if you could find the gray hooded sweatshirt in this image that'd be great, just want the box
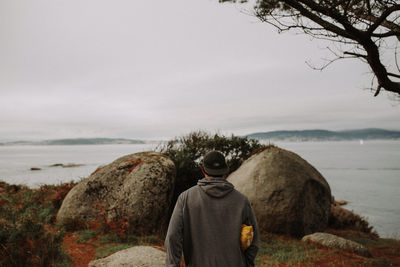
[165,177,259,267]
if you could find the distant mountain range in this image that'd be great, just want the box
[246,128,400,141]
[1,138,145,146]
[1,129,399,145]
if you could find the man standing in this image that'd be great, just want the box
[165,150,259,267]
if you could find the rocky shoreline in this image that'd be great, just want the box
[1,139,399,266]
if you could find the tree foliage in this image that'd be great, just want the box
[157,131,264,203]
[220,0,400,97]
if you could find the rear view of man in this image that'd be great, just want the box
[165,150,259,267]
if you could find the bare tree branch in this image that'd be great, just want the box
[374,84,382,96]
[344,51,368,58]
[371,31,400,38]
[387,72,400,78]
[367,4,400,34]
[222,0,400,96]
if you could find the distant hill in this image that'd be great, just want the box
[4,138,145,146]
[246,128,400,141]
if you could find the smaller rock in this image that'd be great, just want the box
[30,167,41,171]
[89,246,166,267]
[50,163,63,167]
[302,232,372,257]
[62,163,84,168]
[49,163,84,168]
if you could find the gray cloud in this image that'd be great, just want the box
[0,0,399,142]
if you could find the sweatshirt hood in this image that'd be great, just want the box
[197,177,234,198]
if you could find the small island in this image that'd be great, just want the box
[246,128,400,141]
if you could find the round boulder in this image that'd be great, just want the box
[57,152,176,233]
[228,146,332,237]
[89,246,166,267]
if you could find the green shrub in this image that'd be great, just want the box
[76,229,97,243]
[0,201,71,267]
[329,205,377,235]
[157,131,264,203]
[99,234,123,244]
[0,181,74,266]
[39,205,58,224]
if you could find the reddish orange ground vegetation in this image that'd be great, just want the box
[2,181,400,267]
[63,232,97,267]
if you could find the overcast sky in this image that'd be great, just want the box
[0,0,399,141]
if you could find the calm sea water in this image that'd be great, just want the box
[0,144,158,187]
[0,141,399,237]
[273,140,400,238]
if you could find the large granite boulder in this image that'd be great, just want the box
[57,152,175,233]
[89,246,166,267]
[228,146,332,237]
[302,232,372,257]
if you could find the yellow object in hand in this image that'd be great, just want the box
[240,224,254,251]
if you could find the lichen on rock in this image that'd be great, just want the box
[56,152,176,234]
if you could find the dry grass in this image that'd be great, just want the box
[329,204,377,235]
